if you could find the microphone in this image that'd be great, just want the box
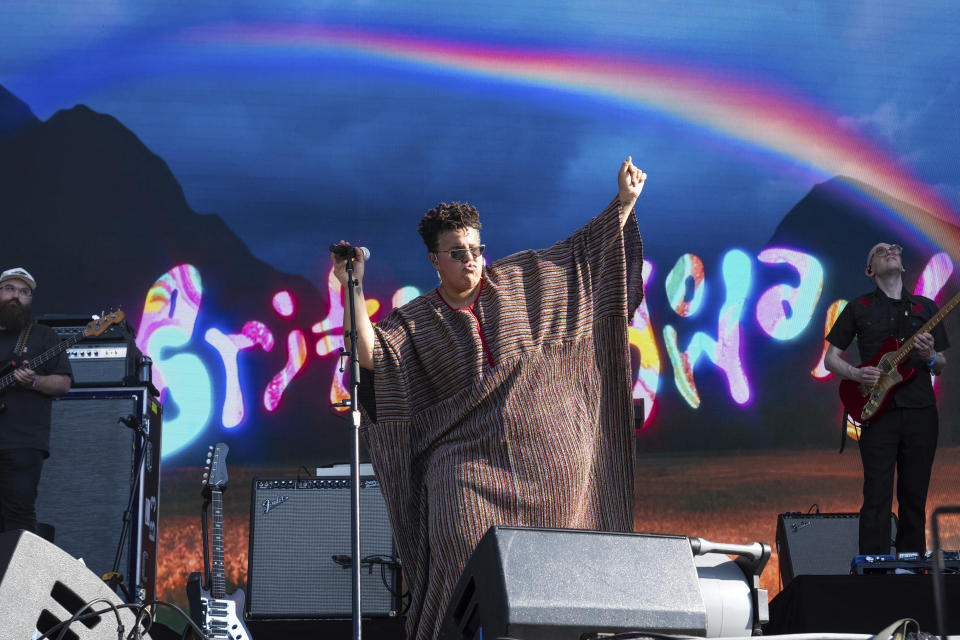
[329,243,370,261]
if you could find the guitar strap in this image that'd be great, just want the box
[838,410,865,454]
[13,324,32,360]
[894,298,912,345]
[839,411,848,453]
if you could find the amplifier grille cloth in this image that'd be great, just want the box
[248,479,397,618]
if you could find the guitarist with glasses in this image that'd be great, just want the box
[0,267,72,535]
[825,244,949,556]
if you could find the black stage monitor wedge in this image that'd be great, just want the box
[0,530,153,639]
[247,475,400,618]
[776,511,896,587]
[438,526,708,640]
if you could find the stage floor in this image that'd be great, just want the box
[151,446,960,633]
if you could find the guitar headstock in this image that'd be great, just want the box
[202,442,230,496]
[82,309,126,338]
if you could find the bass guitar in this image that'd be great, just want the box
[840,291,960,422]
[194,442,253,640]
[0,310,125,413]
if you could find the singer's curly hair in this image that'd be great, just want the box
[417,202,482,252]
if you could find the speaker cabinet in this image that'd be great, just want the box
[246,475,400,618]
[0,530,153,639]
[35,387,162,603]
[776,512,896,587]
[438,526,708,640]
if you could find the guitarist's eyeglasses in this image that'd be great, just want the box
[0,285,32,298]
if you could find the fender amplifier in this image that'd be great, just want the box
[776,512,897,587]
[246,475,400,619]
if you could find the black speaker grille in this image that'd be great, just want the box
[36,394,137,582]
[247,477,398,618]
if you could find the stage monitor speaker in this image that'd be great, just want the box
[0,530,153,639]
[36,387,162,603]
[776,512,896,587]
[246,475,400,619]
[438,526,708,640]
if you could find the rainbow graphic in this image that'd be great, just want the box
[173,22,960,256]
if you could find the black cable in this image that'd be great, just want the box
[137,600,211,640]
[111,416,149,592]
[34,599,210,640]
[35,598,123,640]
[331,553,410,615]
[377,559,411,614]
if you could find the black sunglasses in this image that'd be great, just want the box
[435,245,486,261]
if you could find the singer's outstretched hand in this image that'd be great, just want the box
[617,156,646,227]
[330,241,367,289]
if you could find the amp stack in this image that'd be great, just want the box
[35,313,162,605]
[38,313,145,387]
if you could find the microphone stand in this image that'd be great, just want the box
[343,252,364,640]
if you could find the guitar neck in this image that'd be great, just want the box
[891,290,960,367]
[210,489,226,600]
[0,329,85,391]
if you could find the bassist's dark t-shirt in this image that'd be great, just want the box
[0,323,73,455]
[827,287,949,408]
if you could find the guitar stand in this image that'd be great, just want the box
[200,496,213,591]
[107,414,149,601]
[182,497,214,635]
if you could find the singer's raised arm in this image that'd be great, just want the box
[330,244,375,370]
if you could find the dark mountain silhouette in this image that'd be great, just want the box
[0,86,353,466]
[0,85,40,144]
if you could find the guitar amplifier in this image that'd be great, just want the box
[247,475,400,619]
[38,314,143,387]
[65,341,143,387]
[776,512,897,587]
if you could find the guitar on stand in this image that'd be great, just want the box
[187,442,252,640]
[839,291,960,422]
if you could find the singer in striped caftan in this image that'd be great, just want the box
[351,161,647,640]
[331,157,646,640]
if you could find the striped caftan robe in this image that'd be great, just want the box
[363,197,644,640]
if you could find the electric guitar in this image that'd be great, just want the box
[195,442,253,640]
[0,310,125,413]
[839,291,960,422]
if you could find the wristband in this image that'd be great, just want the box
[32,375,39,389]
[928,354,937,368]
